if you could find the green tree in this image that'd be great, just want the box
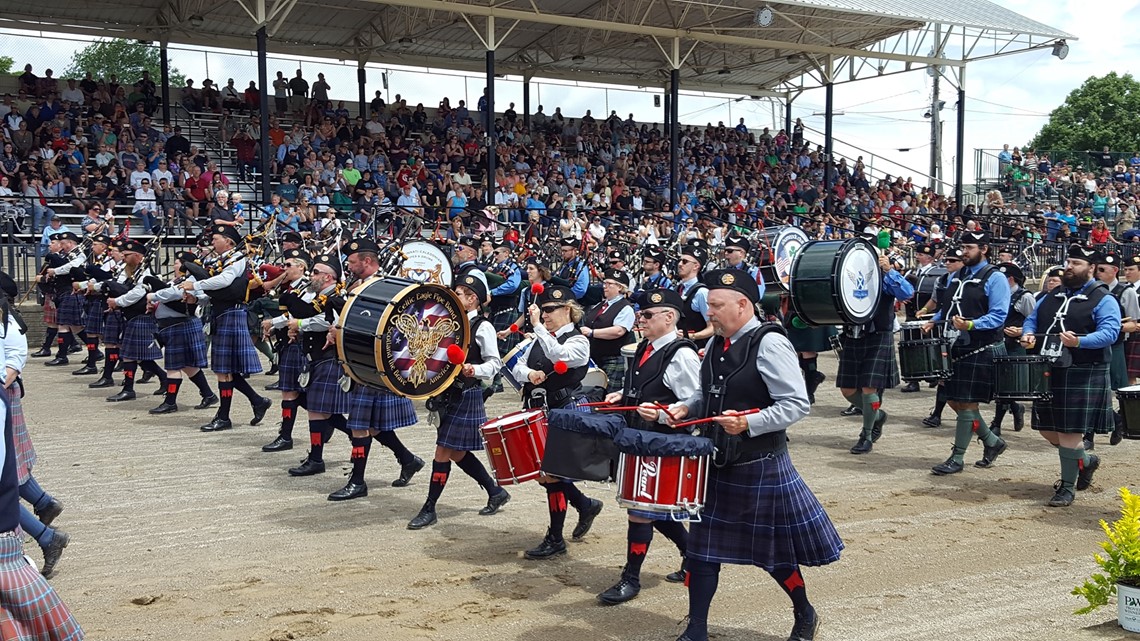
[62,39,184,87]
[1029,72,1140,153]
[0,56,13,76]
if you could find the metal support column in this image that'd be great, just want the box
[664,91,671,135]
[357,66,367,119]
[522,76,531,128]
[955,69,966,213]
[823,82,834,214]
[256,26,271,204]
[784,97,792,135]
[485,50,496,193]
[160,44,170,123]
[669,69,680,211]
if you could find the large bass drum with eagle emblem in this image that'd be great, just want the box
[788,238,882,327]
[336,276,469,399]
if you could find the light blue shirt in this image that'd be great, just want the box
[932,260,1010,330]
[489,261,522,297]
[558,258,589,299]
[1023,280,1122,350]
[728,261,766,301]
[883,268,915,302]
[677,277,709,320]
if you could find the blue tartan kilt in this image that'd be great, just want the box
[158,317,208,371]
[943,342,1006,403]
[82,297,105,336]
[835,331,898,390]
[688,451,844,570]
[0,534,85,641]
[277,342,306,392]
[347,384,418,432]
[437,386,487,451]
[304,358,350,415]
[209,306,263,376]
[1031,363,1113,434]
[55,292,84,327]
[102,310,124,345]
[120,315,162,362]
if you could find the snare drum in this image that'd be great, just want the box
[756,225,810,292]
[480,409,549,485]
[992,355,1053,401]
[616,452,708,519]
[897,321,952,381]
[789,238,882,327]
[336,276,469,399]
[1116,385,1140,440]
[397,241,452,285]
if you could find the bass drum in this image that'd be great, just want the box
[397,241,453,286]
[789,238,882,327]
[336,276,469,399]
[756,226,810,292]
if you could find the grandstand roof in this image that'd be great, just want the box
[0,0,1073,96]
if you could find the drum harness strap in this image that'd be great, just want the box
[943,267,1003,362]
[1038,290,1086,363]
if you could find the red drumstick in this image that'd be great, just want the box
[672,407,761,429]
[578,401,677,420]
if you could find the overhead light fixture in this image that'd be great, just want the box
[923,110,932,118]
[717,68,731,75]
[1052,39,1069,60]
[571,54,586,62]
[755,5,774,27]
[188,14,205,27]
[398,37,414,45]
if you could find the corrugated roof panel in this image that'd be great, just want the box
[774,0,1073,39]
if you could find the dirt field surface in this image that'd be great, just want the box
[19,351,1140,641]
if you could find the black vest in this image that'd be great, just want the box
[677,282,708,335]
[1110,282,1129,345]
[0,396,18,532]
[867,288,897,333]
[905,264,947,319]
[489,261,520,310]
[1035,281,1111,364]
[621,338,697,434]
[1004,288,1035,351]
[457,315,488,389]
[523,329,588,407]
[700,323,785,460]
[938,263,1002,346]
[582,298,633,359]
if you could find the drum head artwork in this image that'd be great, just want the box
[837,241,882,324]
[376,282,469,399]
[398,241,452,285]
[773,227,809,289]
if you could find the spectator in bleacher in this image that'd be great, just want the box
[230,129,257,180]
[0,143,18,181]
[210,189,236,227]
[154,176,185,232]
[18,65,38,97]
[312,73,330,105]
[182,163,209,222]
[132,177,159,232]
[288,70,308,115]
[38,215,67,255]
[23,175,54,233]
[221,79,243,112]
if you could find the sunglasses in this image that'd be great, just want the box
[640,309,671,319]
[946,259,962,263]
[540,306,563,314]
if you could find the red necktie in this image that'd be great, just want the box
[599,302,609,314]
[638,343,654,366]
[678,284,685,295]
[723,337,731,352]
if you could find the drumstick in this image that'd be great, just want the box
[579,401,677,420]
[672,407,761,429]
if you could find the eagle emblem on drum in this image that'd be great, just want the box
[847,269,869,300]
[393,314,462,387]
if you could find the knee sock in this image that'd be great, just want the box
[19,477,53,512]
[230,374,260,402]
[18,505,52,548]
[374,431,414,466]
[992,401,1008,425]
[307,419,329,463]
[329,413,349,435]
[256,340,275,362]
[652,520,688,556]
[349,436,372,485]
[102,347,118,378]
[622,521,654,584]
[217,380,235,421]
[1059,447,1083,492]
[545,482,568,542]
[968,409,1000,446]
[77,330,89,346]
[559,481,591,511]
[55,332,70,357]
[164,378,182,405]
[932,385,947,418]
[454,452,501,496]
[41,328,57,351]
[842,390,862,409]
[861,392,881,439]
[140,360,166,383]
[769,566,814,617]
[425,460,451,510]
[682,560,721,641]
[85,341,99,366]
[189,370,214,397]
[121,361,138,393]
[279,398,301,440]
[802,356,820,393]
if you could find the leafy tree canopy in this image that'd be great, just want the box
[1029,72,1140,152]
[0,56,13,76]
[62,39,185,88]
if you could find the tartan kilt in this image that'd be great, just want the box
[157,318,208,371]
[835,331,898,390]
[595,356,625,394]
[40,296,55,327]
[436,386,487,451]
[304,358,350,415]
[54,293,83,328]
[1110,343,1128,391]
[1031,363,1113,434]
[120,315,162,362]
[8,384,34,485]
[101,310,124,345]
[688,451,844,570]
[81,298,105,336]
[943,342,1006,403]
[276,343,306,392]
[787,325,837,354]
[209,306,263,376]
[0,534,84,641]
[347,384,417,432]
[1126,339,1140,379]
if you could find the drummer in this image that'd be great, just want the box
[900,243,944,393]
[987,262,1036,436]
[839,253,914,454]
[1092,251,1139,449]
[1021,244,1120,507]
[598,288,699,605]
[922,247,963,428]
[511,284,605,560]
[581,268,636,394]
[664,269,840,641]
[407,270,511,530]
[673,245,714,342]
[926,231,1011,475]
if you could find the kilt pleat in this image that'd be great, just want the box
[595,356,625,394]
[1031,363,1113,434]
[1126,339,1140,380]
[276,343,306,392]
[40,297,55,327]
[81,298,104,336]
[8,384,34,485]
[0,535,84,641]
[688,451,843,570]
[101,311,123,345]
[157,318,208,371]
[436,387,487,451]
[54,293,83,328]
[943,342,1006,403]
[120,315,162,362]
[304,358,350,415]
[347,385,417,432]
[1110,344,1127,391]
[835,331,898,390]
[787,325,837,354]
[209,307,263,376]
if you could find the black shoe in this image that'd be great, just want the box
[261,436,293,452]
[1077,454,1100,491]
[138,372,155,384]
[1083,437,1095,452]
[105,389,136,402]
[849,437,872,455]
[200,417,233,432]
[664,557,687,583]
[479,489,511,515]
[71,365,98,376]
[928,381,939,388]
[265,381,282,391]
[31,347,52,358]
[88,376,115,388]
[44,356,68,366]
[328,482,368,501]
[266,364,279,376]
[1111,412,1124,446]
[975,439,1007,468]
[288,458,326,476]
[931,457,964,476]
[392,455,425,487]
[35,500,63,528]
[148,402,178,415]
[1048,481,1075,507]
[407,506,438,530]
[152,386,167,396]
[524,536,567,560]
[40,531,69,578]
[1012,403,1025,432]
[900,381,920,393]
[922,414,942,428]
[871,410,887,442]
[571,498,603,540]
[597,577,640,605]
[789,608,820,641]
[840,405,862,417]
[68,344,82,354]
[250,396,272,426]
[114,361,123,372]
[93,350,103,360]
[194,394,219,410]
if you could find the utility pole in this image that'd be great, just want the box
[929,24,943,193]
